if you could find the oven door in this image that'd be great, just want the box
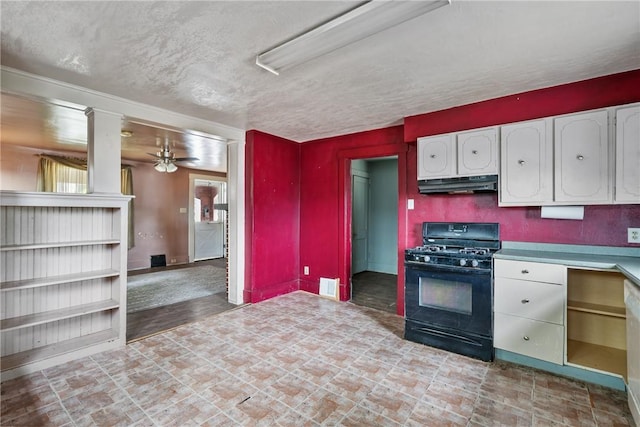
[404,262,492,337]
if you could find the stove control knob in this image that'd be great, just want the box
[423,255,430,262]
[459,259,467,267]
[471,260,479,267]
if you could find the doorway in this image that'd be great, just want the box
[189,174,228,263]
[192,178,227,261]
[350,156,398,313]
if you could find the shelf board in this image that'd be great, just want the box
[0,239,120,251]
[1,300,119,331]
[0,329,119,371]
[567,300,626,318]
[567,339,627,380]
[0,269,120,291]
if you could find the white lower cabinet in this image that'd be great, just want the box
[495,257,630,386]
[625,280,640,425]
[494,259,566,364]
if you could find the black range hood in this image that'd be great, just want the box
[418,175,498,194]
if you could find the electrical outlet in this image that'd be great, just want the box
[628,228,640,244]
[170,258,177,263]
[304,266,309,275]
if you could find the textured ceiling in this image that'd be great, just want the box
[1,0,639,148]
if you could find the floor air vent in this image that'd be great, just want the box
[319,277,339,300]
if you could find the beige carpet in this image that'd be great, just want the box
[127,265,227,313]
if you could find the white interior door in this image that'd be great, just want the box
[195,221,224,260]
[352,173,369,274]
[193,179,227,261]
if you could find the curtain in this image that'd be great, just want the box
[37,154,135,249]
[121,167,135,249]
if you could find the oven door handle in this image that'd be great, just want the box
[413,326,483,347]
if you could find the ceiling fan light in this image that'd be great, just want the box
[154,162,167,172]
[166,162,178,173]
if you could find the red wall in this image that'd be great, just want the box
[299,127,407,301]
[244,130,301,303]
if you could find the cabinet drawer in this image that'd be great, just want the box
[494,312,564,364]
[495,278,564,324]
[494,259,566,284]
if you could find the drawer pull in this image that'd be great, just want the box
[521,299,530,304]
[523,336,530,341]
[521,269,529,274]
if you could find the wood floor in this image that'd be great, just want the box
[351,270,398,314]
[126,258,237,342]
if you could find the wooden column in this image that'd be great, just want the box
[85,108,122,194]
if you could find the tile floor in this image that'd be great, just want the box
[1,291,634,426]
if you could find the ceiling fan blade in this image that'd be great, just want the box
[174,157,199,162]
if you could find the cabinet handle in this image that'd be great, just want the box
[521,269,529,274]
[521,299,530,304]
[472,150,478,155]
[430,154,436,159]
[576,154,584,160]
[518,160,525,166]
[523,336,530,341]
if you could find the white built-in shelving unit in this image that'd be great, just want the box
[0,191,131,380]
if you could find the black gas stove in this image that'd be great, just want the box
[404,222,500,361]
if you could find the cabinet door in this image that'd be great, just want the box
[615,105,640,203]
[554,110,610,203]
[457,127,498,176]
[500,119,553,205]
[417,134,455,179]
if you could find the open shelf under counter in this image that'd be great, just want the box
[0,239,120,251]
[0,329,119,372]
[0,299,120,331]
[567,300,626,318]
[0,269,120,291]
[567,339,627,380]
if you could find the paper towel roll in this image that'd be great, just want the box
[540,206,584,220]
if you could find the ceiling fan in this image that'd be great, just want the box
[148,137,199,173]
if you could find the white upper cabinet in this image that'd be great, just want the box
[499,119,553,206]
[457,128,499,176]
[615,105,640,203]
[554,110,611,204]
[417,127,497,180]
[417,134,455,179]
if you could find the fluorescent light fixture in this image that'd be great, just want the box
[256,0,450,75]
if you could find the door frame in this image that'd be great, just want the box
[188,173,228,263]
[337,143,408,316]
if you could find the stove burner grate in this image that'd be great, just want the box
[458,248,490,256]
[424,245,447,252]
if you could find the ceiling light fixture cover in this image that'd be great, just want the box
[256,0,450,75]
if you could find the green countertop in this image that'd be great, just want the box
[495,242,640,287]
